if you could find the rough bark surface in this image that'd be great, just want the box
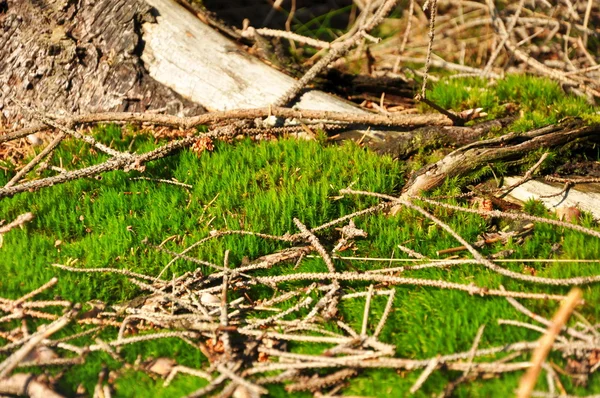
[402,120,600,197]
[0,0,203,128]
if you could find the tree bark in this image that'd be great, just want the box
[401,120,600,197]
[0,0,204,129]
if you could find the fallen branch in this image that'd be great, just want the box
[517,288,582,398]
[402,120,599,197]
[0,373,64,398]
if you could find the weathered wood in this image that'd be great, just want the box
[0,0,203,128]
[143,0,369,113]
[0,0,440,145]
[505,177,600,220]
[401,120,600,197]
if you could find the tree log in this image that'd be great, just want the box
[401,120,600,197]
[0,0,204,127]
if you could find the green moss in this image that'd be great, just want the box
[425,74,598,132]
[2,78,600,396]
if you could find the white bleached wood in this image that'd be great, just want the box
[504,177,600,220]
[142,0,369,114]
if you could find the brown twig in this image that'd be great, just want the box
[517,288,582,398]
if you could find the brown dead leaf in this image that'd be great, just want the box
[147,357,177,377]
[556,206,581,223]
[191,136,214,157]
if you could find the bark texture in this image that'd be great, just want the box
[402,120,600,197]
[0,0,203,128]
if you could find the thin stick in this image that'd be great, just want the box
[517,288,583,398]
[410,356,440,393]
[216,364,269,395]
[129,177,192,188]
[294,218,336,273]
[481,0,526,76]
[52,263,156,281]
[504,295,592,343]
[0,308,76,378]
[11,278,58,307]
[373,289,395,338]
[499,153,549,196]
[273,0,401,106]
[220,250,232,358]
[420,0,438,98]
[0,213,34,234]
[5,132,66,188]
[361,285,374,336]
[342,189,600,285]
[254,272,568,301]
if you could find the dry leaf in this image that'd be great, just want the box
[556,206,581,223]
[147,357,177,377]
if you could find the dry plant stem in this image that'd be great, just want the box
[397,244,426,259]
[245,27,330,49]
[164,366,212,387]
[517,288,583,398]
[247,338,600,375]
[285,369,358,393]
[272,0,400,106]
[242,297,313,330]
[499,152,549,196]
[220,250,232,358]
[11,277,57,308]
[2,107,452,143]
[293,218,336,273]
[0,299,69,309]
[129,177,192,188]
[504,296,593,343]
[421,0,438,98]
[216,364,268,395]
[342,189,600,285]
[0,135,199,198]
[486,0,600,98]
[395,56,499,77]
[185,373,228,398]
[0,308,76,378]
[581,0,593,47]
[373,289,395,338]
[5,132,66,188]
[545,176,600,184]
[251,347,535,374]
[0,212,34,234]
[0,373,65,398]
[254,272,567,300]
[51,263,157,281]
[20,105,130,159]
[398,0,414,57]
[440,324,487,396]
[498,320,569,344]
[415,196,600,240]
[310,203,390,234]
[482,0,525,76]
[16,357,84,368]
[361,284,374,336]
[254,370,299,386]
[88,332,199,351]
[410,355,440,393]
[126,278,211,318]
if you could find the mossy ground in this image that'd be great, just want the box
[1,76,600,397]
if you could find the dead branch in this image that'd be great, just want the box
[517,288,582,398]
[402,120,600,197]
[0,373,64,398]
[1,107,452,144]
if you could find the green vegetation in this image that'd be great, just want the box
[425,75,598,131]
[1,76,600,397]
